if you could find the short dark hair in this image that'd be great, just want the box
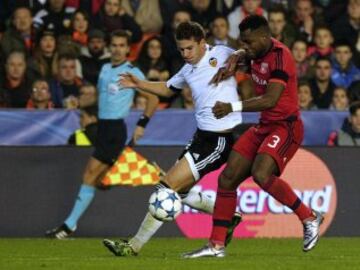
[239,15,270,34]
[110,29,131,45]
[290,39,308,50]
[334,40,353,51]
[175,21,205,42]
[315,56,331,65]
[350,101,360,115]
[268,4,287,18]
[58,53,77,62]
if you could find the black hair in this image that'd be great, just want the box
[349,101,360,115]
[239,15,270,34]
[58,53,77,62]
[110,29,131,45]
[290,38,308,50]
[268,4,287,18]
[136,36,168,74]
[175,21,205,42]
[315,56,332,65]
[334,39,353,51]
[211,15,230,27]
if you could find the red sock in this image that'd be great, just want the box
[261,176,313,221]
[210,188,237,246]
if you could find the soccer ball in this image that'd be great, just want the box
[148,188,182,221]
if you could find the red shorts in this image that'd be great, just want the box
[233,118,304,175]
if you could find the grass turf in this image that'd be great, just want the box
[0,238,359,270]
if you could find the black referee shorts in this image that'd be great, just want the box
[178,129,234,181]
[92,119,127,165]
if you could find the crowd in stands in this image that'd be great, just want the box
[1,0,360,144]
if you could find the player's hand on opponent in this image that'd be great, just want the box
[212,101,233,119]
[132,126,145,144]
[210,51,245,85]
[119,72,140,89]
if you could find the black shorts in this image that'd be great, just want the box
[178,129,234,181]
[92,119,127,165]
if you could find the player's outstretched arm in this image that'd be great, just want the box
[119,73,174,97]
[131,91,159,144]
[212,82,284,119]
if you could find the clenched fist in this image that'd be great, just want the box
[212,101,233,119]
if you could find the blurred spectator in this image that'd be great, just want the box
[80,29,110,85]
[0,7,34,60]
[93,0,142,43]
[31,27,59,79]
[65,0,105,16]
[137,36,170,82]
[78,83,98,108]
[49,53,83,108]
[228,0,267,39]
[181,86,194,109]
[214,0,241,16]
[309,57,335,109]
[122,0,163,34]
[348,80,360,102]
[186,0,218,34]
[298,80,317,110]
[0,51,35,108]
[159,0,189,27]
[331,0,360,62]
[33,0,75,37]
[136,36,171,108]
[291,39,313,80]
[267,5,297,48]
[329,86,349,111]
[262,0,296,10]
[307,26,334,60]
[207,15,238,49]
[26,79,54,109]
[331,41,360,89]
[71,10,91,47]
[162,9,191,74]
[134,92,147,110]
[328,102,360,146]
[292,0,322,43]
[68,105,98,145]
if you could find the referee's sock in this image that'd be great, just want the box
[64,184,96,230]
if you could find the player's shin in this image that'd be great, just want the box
[210,188,237,247]
[129,212,163,253]
[260,175,313,221]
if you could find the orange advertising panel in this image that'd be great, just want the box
[176,148,337,238]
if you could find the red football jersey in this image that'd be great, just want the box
[250,38,299,122]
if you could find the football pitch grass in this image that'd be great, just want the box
[0,238,359,270]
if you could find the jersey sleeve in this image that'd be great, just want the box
[132,67,146,80]
[166,67,186,92]
[269,48,291,87]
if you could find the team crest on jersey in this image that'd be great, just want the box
[209,57,217,67]
[260,62,269,74]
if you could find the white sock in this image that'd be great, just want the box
[182,190,215,214]
[129,212,163,253]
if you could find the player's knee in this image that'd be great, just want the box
[251,169,269,187]
[219,168,237,190]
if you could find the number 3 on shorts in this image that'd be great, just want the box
[267,135,280,148]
